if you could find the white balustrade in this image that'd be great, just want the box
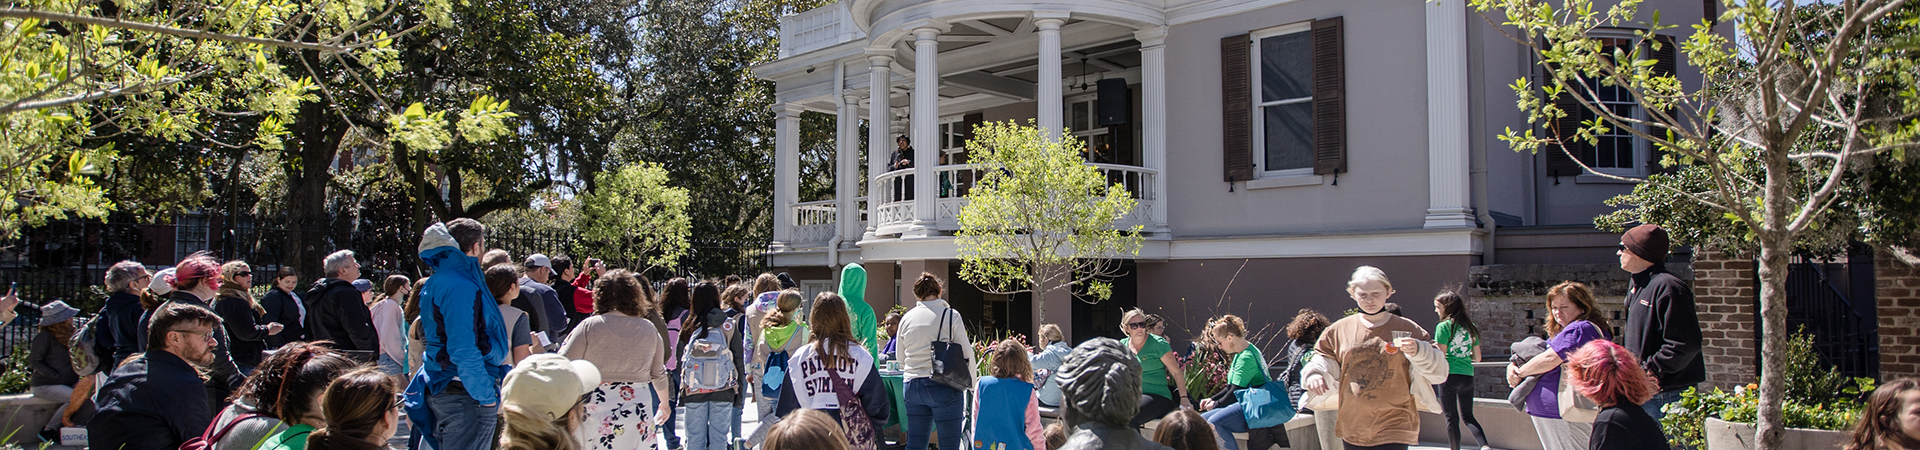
[868,164,1160,235]
[779,4,863,58]
[781,198,868,249]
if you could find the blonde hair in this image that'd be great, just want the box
[1209,315,1246,338]
[764,409,850,450]
[499,403,579,450]
[1121,309,1149,328]
[1038,324,1065,346]
[1346,265,1393,293]
[218,261,265,315]
[765,289,804,328]
[752,273,781,295]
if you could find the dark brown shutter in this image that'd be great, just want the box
[1312,17,1347,175]
[1544,37,1589,178]
[1221,34,1253,182]
[1648,35,1680,174]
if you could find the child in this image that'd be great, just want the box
[1152,409,1223,450]
[750,289,809,447]
[676,282,744,450]
[764,409,851,450]
[970,338,1046,450]
[1433,290,1489,450]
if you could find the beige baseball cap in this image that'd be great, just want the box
[502,354,601,421]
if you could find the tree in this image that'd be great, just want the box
[955,121,1145,337]
[575,162,692,274]
[1464,1,1920,448]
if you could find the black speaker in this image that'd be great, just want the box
[1096,79,1130,126]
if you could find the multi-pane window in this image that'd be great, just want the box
[175,213,208,262]
[1582,37,1643,174]
[1066,97,1116,163]
[1252,24,1315,176]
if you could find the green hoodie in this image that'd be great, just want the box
[841,263,879,359]
[762,321,802,349]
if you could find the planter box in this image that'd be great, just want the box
[1705,417,1849,450]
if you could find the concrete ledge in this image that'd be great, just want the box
[0,393,61,447]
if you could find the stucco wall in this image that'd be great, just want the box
[1134,254,1473,346]
[1162,0,1433,237]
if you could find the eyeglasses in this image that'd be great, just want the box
[170,329,216,343]
[392,393,406,411]
[1617,244,1628,251]
[236,273,252,277]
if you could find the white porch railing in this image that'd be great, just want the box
[783,198,867,248]
[778,4,863,58]
[870,164,1160,234]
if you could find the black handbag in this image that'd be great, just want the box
[929,308,973,391]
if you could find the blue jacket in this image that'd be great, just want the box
[406,222,511,409]
[89,350,212,450]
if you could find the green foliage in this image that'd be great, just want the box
[576,163,692,273]
[955,121,1145,311]
[1659,328,1874,448]
[0,345,30,395]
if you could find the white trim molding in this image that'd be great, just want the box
[1423,0,1476,229]
[854,227,1485,262]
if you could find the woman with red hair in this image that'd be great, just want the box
[1563,340,1668,450]
[139,251,247,411]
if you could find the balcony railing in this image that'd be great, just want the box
[869,164,1159,234]
[783,198,867,248]
[778,4,863,58]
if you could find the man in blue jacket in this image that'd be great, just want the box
[406,218,512,450]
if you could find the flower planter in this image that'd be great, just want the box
[1705,417,1850,450]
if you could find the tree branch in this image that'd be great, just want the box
[0,8,351,53]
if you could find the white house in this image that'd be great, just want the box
[754,0,1712,343]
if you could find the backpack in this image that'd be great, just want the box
[760,350,789,399]
[681,311,737,395]
[178,412,261,450]
[71,315,109,376]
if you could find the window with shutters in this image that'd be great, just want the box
[1250,22,1316,178]
[1066,96,1117,163]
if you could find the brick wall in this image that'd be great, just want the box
[1879,249,1920,379]
[1691,249,1758,390]
[1468,264,1647,397]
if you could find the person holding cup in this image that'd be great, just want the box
[1300,266,1450,450]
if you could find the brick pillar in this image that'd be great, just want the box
[1879,249,1920,379]
[1692,249,1758,390]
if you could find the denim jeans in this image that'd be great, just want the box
[660,370,681,448]
[377,354,405,376]
[426,382,500,450]
[684,401,735,450]
[1203,403,1249,450]
[1643,388,1685,421]
[905,378,964,450]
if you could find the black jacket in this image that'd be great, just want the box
[1590,405,1671,450]
[211,294,269,368]
[1623,264,1706,391]
[260,287,307,348]
[29,330,79,387]
[89,350,213,450]
[305,278,379,358]
[138,291,246,395]
[99,291,145,365]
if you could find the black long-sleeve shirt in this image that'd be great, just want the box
[212,294,270,368]
[1623,264,1705,391]
[89,350,213,450]
[260,287,306,348]
[1589,405,1671,450]
[99,292,145,365]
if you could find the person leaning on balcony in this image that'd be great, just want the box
[1300,266,1448,450]
[891,135,915,201]
[1122,308,1189,429]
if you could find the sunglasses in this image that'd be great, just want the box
[1125,321,1148,329]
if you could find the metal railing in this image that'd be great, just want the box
[1784,255,1878,379]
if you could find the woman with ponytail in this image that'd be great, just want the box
[748,288,808,447]
[213,261,283,376]
[210,342,359,450]
[1431,290,1488,450]
[302,368,402,450]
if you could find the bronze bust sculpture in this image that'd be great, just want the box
[1056,338,1174,450]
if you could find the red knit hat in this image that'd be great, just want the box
[1622,224,1670,264]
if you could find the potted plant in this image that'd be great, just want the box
[1662,328,1869,450]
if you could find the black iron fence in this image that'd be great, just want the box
[1784,253,1879,379]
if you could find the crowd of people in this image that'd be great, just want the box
[9,219,1920,450]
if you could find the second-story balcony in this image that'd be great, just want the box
[864,163,1158,236]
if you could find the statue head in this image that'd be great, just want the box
[1055,337,1142,428]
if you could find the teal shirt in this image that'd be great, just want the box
[1435,319,1477,376]
[1124,334,1174,398]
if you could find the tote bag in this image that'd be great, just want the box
[1556,366,1601,423]
[1235,382,1296,429]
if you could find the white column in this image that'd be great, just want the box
[837,89,861,244]
[1035,12,1069,140]
[907,23,947,237]
[864,50,894,240]
[1424,0,1475,229]
[1135,26,1170,234]
[773,103,803,246]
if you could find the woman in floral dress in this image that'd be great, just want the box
[560,269,672,450]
